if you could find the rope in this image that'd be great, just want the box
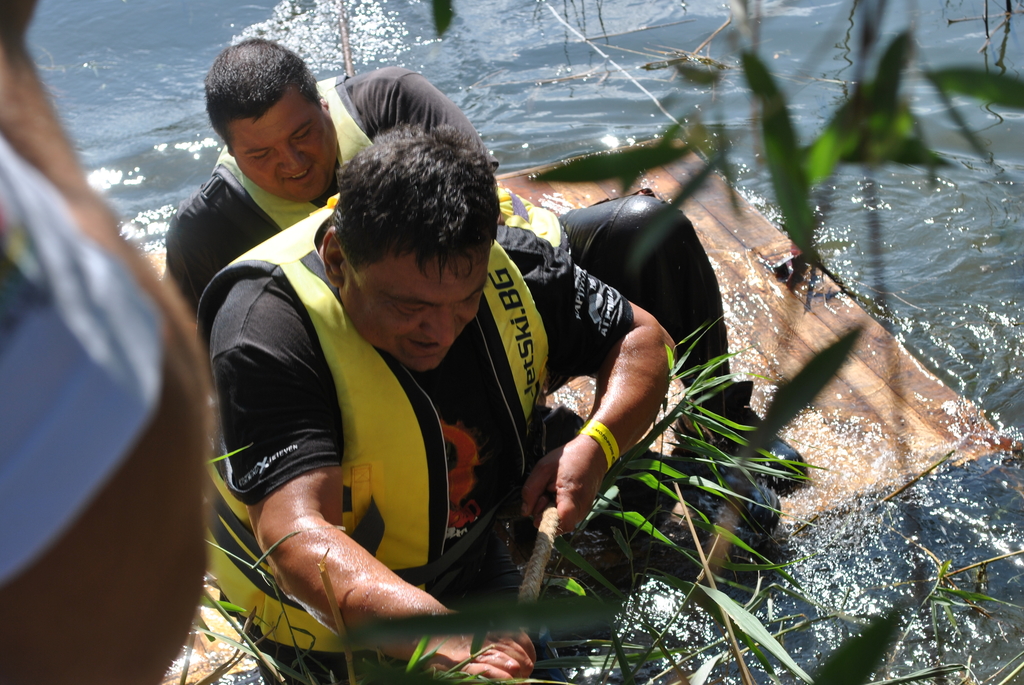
[518,507,560,603]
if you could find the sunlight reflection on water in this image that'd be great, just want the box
[237,0,414,71]
[25,0,1024,681]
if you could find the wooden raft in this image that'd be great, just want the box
[498,152,1013,520]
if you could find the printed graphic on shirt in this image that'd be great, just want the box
[235,443,298,488]
[573,264,620,337]
[488,265,540,400]
[443,420,487,539]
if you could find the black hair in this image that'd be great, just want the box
[332,125,499,275]
[205,38,320,146]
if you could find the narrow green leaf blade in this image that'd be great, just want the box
[406,635,431,672]
[874,664,967,684]
[538,138,690,191]
[744,328,860,458]
[690,654,723,685]
[209,443,251,464]
[553,536,625,598]
[873,32,913,121]
[611,632,637,685]
[696,585,813,683]
[605,510,674,546]
[813,612,900,685]
[742,51,814,254]
[626,150,721,274]
[805,113,848,184]
[431,0,453,35]
[546,577,588,596]
[624,471,679,499]
[348,596,616,644]
[928,69,1024,109]
[937,587,1000,604]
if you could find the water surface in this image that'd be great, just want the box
[27,0,1024,680]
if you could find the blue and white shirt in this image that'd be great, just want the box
[0,133,163,586]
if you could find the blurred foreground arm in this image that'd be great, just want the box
[0,3,213,684]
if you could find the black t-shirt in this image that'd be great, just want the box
[208,225,634,541]
[166,67,495,312]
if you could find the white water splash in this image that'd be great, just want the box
[237,0,414,72]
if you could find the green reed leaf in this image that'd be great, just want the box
[813,612,900,685]
[696,585,813,683]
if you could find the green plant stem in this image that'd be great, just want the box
[318,550,357,685]
[947,549,1024,578]
[674,482,754,685]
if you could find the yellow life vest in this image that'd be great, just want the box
[214,77,374,230]
[204,206,549,653]
[497,186,564,248]
[211,74,562,248]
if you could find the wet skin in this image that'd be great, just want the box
[320,227,490,372]
[226,84,338,204]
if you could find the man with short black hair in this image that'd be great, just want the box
[167,39,490,310]
[199,125,673,682]
[167,38,778,434]
[173,40,805,570]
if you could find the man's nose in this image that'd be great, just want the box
[421,309,459,348]
[280,144,307,172]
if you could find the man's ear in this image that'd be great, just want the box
[320,226,347,289]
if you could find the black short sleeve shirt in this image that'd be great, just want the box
[208,225,633,507]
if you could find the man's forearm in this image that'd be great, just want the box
[521,304,672,532]
[255,511,534,678]
[588,304,673,455]
[264,516,449,648]
[247,469,534,677]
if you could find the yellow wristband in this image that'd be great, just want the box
[580,420,619,470]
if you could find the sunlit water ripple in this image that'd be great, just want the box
[26,0,1024,679]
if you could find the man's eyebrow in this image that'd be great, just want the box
[240,120,313,156]
[386,283,486,306]
[387,293,432,306]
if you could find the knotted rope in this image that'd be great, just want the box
[518,507,560,603]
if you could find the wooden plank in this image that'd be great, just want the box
[501,152,1013,518]
[142,151,1009,517]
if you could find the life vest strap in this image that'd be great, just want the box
[392,493,507,589]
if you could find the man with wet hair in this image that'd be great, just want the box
[0,1,213,683]
[167,38,490,310]
[171,38,804,536]
[167,39,722,380]
[198,125,673,682]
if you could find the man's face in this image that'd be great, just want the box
[226,85,338,203]
[323,232,490,372]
